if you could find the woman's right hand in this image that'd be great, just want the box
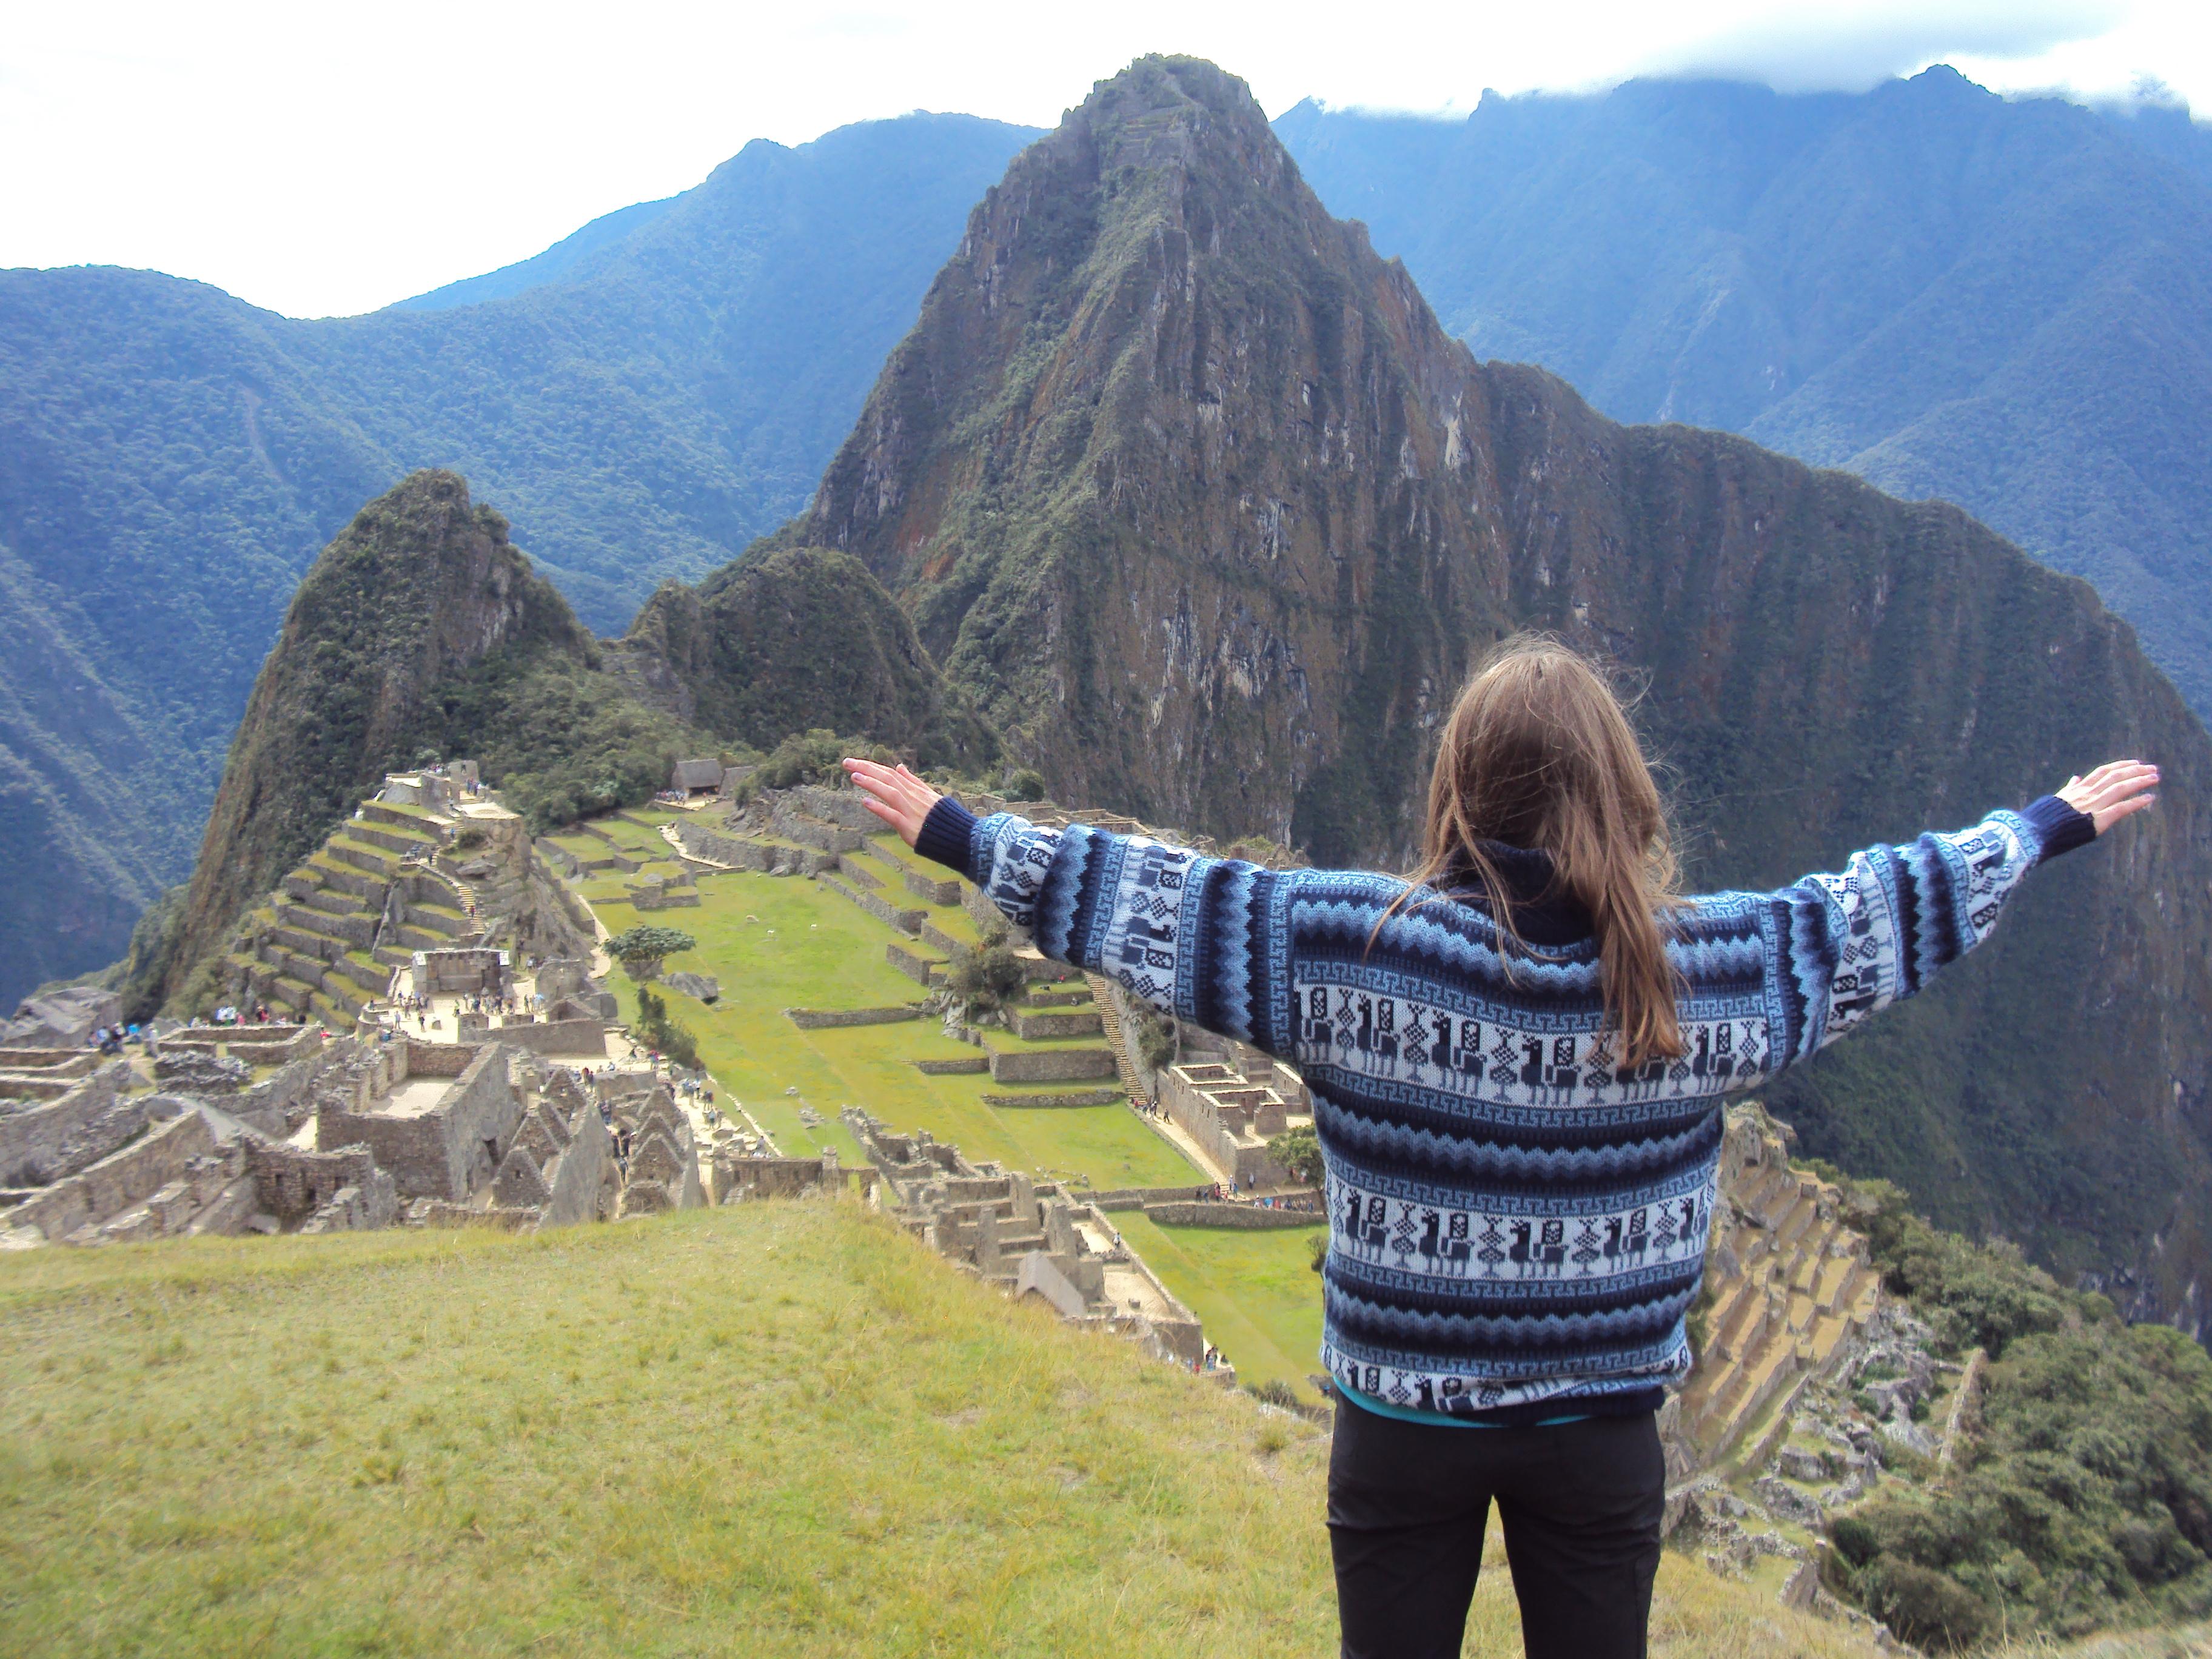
[842,757,942,848]
[2057,760,2160,834]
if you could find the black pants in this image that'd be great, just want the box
[1328,1399,1664,1659]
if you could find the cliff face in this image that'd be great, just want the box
[164,471,591,994]
[617,546,997,768]
[798,58,2212,1321]
[800,56,1509,852]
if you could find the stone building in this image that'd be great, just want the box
[842,1108,1212,1369]
[602,1082,706,1217]
[1,1019,672,1248]
[1154,1042,1309,1188]
[412,947,506,998]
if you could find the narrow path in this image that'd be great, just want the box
[556,859,781,1158]
[1136,1107,1233,1188]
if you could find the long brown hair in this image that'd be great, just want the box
[1381,635,1687,1067]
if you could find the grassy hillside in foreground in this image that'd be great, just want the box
[0,1202,1898,1659]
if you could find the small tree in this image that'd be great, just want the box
[605,925,696,982]
[1128,1002,1178,1071]
[632,985,700,1070]
[1267,1124,1323,1187]
[947,926,1024,1012]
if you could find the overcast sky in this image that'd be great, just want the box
[3,0,2202,319]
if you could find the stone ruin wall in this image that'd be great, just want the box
[0,1061,144,1188]
[839,1107,1212,1370]
[1155,1050,1304,1188]
[315,1041,525,1202]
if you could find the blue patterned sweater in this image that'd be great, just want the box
[915,793,2096,1424]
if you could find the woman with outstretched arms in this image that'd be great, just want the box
[844,637,2157,1659]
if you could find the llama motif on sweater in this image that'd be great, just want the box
[916,794,2094,1420]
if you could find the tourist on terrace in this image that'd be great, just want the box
[845,635,2160,1659]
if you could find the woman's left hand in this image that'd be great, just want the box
[842,758,942,848]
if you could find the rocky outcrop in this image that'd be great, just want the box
[4,987,122,1047]
[161,472,594,1003]
[620,546,996,769]
[793,55,2212,1325]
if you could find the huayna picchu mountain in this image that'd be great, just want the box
[785,56,2212,1327]
[146,471,990,1012]
[152,471,628,1002]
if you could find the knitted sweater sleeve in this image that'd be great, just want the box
[1757,794,2096,1068]
[913,799,1295,1050]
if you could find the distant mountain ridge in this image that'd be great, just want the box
[390,195,682,312]
[1274,69,2212,719]
[0,111,1038,1004]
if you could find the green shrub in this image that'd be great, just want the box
[1825,1169,2212,1643]
[1856,1556,1993,1652]
[736,730,896,801]
[1128,1003,1177,1070]
[948,936,1024,1010]
[1004,769,1046,802]
[1831,1514,1880,1568]
[631,986,700,1071]
[1266,1125,1322,1187]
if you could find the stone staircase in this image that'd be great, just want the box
[225,803,463,1028]
[1675,1107,1885,1471]
[1084,972,1155,1107]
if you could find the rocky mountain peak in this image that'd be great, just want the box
[158,470,592,1001]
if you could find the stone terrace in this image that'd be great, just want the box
[1669,1105,1885,1475]
[227,799,478,1027]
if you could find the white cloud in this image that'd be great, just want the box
[1636,0,2125,93]
[0,0,2201,318]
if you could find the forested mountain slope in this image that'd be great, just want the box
[791,55,2212,1327]
[0,112,1037,1003]
[1274,69,2212,722]
[151,471,980,1008]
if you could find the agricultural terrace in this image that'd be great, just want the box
[567,806,1329,1397]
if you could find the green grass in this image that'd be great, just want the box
[0,1204,1338,1657]
[591,871,1194,1190]
[1115,1214,1329,1404]
[589,816,673,855]
[0,1202,1890,1659]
